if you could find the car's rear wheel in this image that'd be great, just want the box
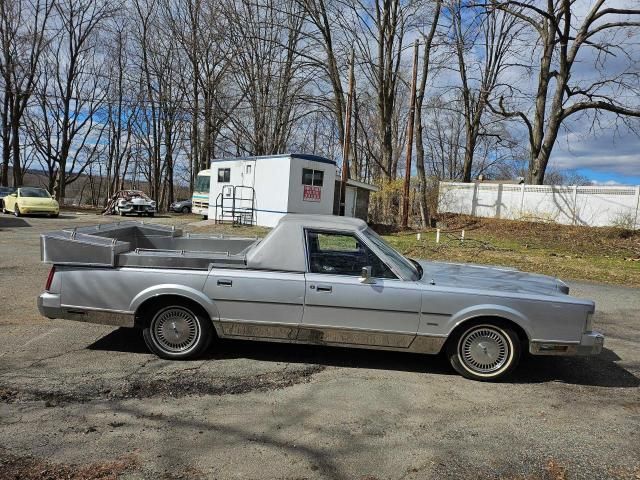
[147,212,154,217]
[446,322,520,381]
[13,204,21,217]
[142,302,213,360]
[49,213,59,218]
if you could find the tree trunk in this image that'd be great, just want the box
[11,113,23,186]
[414,0,441,226]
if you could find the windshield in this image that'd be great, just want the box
[364,227,420,280]
[194,174,210,193]
[20,187,51,198]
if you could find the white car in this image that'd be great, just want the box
[104,190,156,217]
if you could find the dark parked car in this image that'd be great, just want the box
[0,186,16,210]
[170,199,192,214]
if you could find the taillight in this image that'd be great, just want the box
[45,266,56,291]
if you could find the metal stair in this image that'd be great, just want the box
[214,185,256,226]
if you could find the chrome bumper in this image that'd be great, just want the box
[530,331,604,356]
[38,293,135,328]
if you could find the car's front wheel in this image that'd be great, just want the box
[142,302,213,360]
[181,206,190,214]
[446,322,521,381]
[13,204,21,217]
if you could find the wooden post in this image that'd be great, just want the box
[401,41,419,229]
[340,49,355,216]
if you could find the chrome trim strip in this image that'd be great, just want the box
[218,320,298,340]
[408,334,447,354]
[42,302,135,327]
[60,304,134,315]
[297,325,413,348]
[215,299,303,307]
[214,320,446,354]
[302,303,417,314]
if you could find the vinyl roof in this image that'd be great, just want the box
[278,213,367,230]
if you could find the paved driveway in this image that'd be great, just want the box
[0,213,638,479]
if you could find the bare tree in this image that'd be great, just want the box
[41,0,113,201]
[345,0,415,179]
[224,0,309,155]
[104,16,138,199]
[449,0,522,182]
[493,0,640,184]
[414,0,441,225]
[165,0,233,180]
[132,0,189,208]
[299,0,349,148]
[0,0,53,186]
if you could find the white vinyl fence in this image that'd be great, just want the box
[438,182,640,229]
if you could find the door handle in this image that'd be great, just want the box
[316,285,332,293]
[217,279,233,287]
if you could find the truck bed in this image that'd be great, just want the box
[41,222,260,269]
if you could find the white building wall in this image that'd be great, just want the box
[253,156,292,227]
[438,182,640,229]
[287,158,336,217]
[208,155,338,227]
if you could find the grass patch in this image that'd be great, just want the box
[386,215,640,287]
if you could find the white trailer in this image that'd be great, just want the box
[208,154,338,227]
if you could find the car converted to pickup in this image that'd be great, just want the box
[38,215,603,381]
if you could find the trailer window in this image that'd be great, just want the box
[302,168,323,187]
[218,168,230,183]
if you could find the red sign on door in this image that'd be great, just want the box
[303,185,321,202]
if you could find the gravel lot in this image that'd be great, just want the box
[0,213,639,479]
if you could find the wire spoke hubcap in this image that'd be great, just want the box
[459,327,509,374]
[152,307,200,354]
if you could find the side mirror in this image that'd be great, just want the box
[359,266,374,284]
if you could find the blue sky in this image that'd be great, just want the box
[549,117,640,185]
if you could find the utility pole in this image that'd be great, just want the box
[340,49,355,216]
[402,40,419,229]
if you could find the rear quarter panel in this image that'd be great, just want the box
[58,267,212,315]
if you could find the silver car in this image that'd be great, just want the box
[37,215,603,381]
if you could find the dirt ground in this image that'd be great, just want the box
[0,212,639,479]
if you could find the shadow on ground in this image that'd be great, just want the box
[0,216,30,228]
[89,328,639,388]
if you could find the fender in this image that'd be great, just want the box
[444,303,532,340]
[129,284,220,321]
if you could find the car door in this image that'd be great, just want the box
[4,190,17,211]
[301,229,421,348]
[203,268,305,340]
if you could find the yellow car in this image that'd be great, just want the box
[3,187,59,218]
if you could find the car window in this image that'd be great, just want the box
[306,229,396,279]
[20,187,51,198]
[364,228,420,280]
